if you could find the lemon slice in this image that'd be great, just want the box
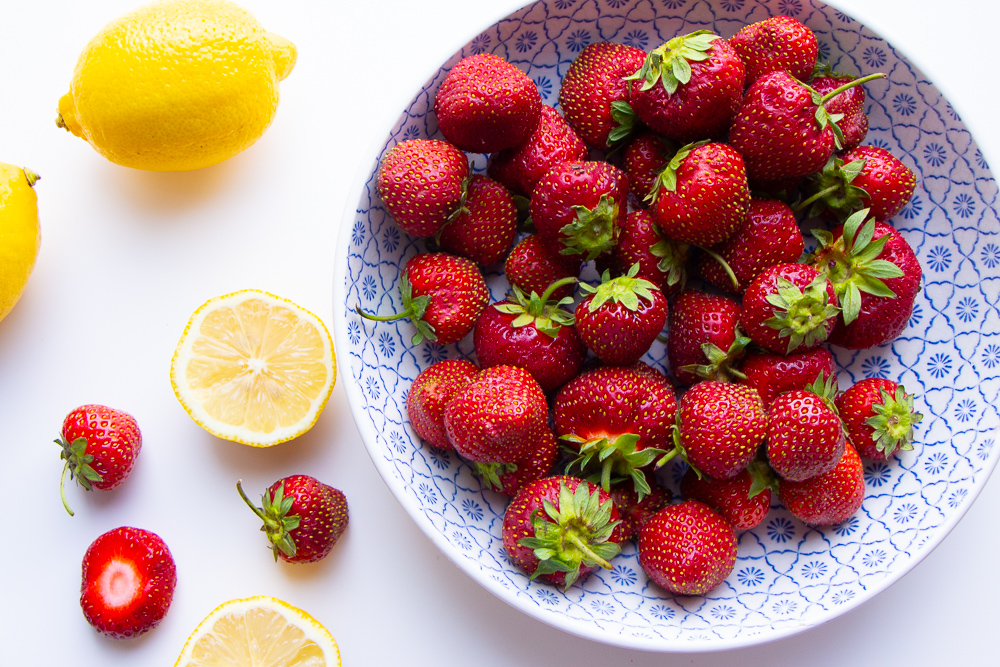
[174,596,341,667]
[171,290,336,447]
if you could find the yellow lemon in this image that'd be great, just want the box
[56,0,296,171]
[174,596,341,667]
[170,290,336,447]
[0,163,40,323]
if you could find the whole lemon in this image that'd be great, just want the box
[0,164,40,323]
[56,0,296,171]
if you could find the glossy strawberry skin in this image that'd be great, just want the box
[839,145,917,221]
[60,404,142,491]
[443,365,548,463]
[811,75,868,151]
[406,359,480,449]
[266,475,349,564]
[629,37,745,143]
[730,70,837,184]
[652,142,751,248]
[667,290,741,386]
[767,390,846,482]
[730,16,819,86]
[699,198,804,293]
[623,132,674,202]
[402,252,490,346]
[437,175,517,265]
[377,139,469,238]
[779,441,865,525]
[487,105,588,197]
[575,279,668,366]
[740,348,836,407]
[678,381,768,480]
[559,41,647,148]
[680,468,771,532]
[473,299,586,393]
[740,263,838,354]
[835,378,911,460]
[80,526,177,638]
[596,209,687,296]
[434,53,541,154]
[504,234,582,302]
[638,500,737,596]
[477,423,559,496]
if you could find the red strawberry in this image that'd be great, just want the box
[670,381,767,480]
[531,160,629,260]
[559,41,647,148]
[622,132,675,202]
[443,365,548,463]
[377,139,469,238]
[473,422,559,496]
[80,526,176,638]
[487,105,589,197]
[237,475,349,564]
[730,70,883,185]
[729,15,819,86]
[810,72,869,151]
[680,464,772,531]
[649,141,750,248]
[437,175,517,265]
[434,53,541,154]
[554,363,677,496]
[740,347,836,407]
[609,473,673,541]
[56,404,142,516]
[698,198,805,293]
[666,290,744,386]
[575,265,668,366]
[627,32,745,142]
[596,209,688,296]
[504,233,582,302]
[406,358,480,449]
[502,476,625,589]
[356,252,489,346]
[800,147,916,222]
[810,211,922,349]
[835,378,923,460]
[638,500,737,596]
[740,262,839,354]
[473,278,586,392]
[766,377,846,482]
[779,441,865,525]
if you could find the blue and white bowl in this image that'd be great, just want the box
[333,0,1000,651]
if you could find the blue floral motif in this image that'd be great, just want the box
[892,93,918,116]
[927,352,952,379]
[351,220,365,246]
[834,516,861,536]
[900,194,923,220]
[622,29,649,50]
[923,143,947,167]
[418,482,437,504]
[817,41,830,62]
[863,46,887,68]
[767,517,795,543]
[981,243,1000,269]
[610,565,638,586]
[452,530,472,551]
[772,599,798,615]
[662,0,685,8]
[894,503,919,523]
[402,125,421,141]
[977,439,995,460]
[926,245,952,272]
[737,566,765,586]
[949,488,969,508]
[832,589,856,605]
[720,0,745,10]
[461,498,483,521]
[362,275,378,302]
[777,0,802,15]
[566,29,591,52]
[534,76,553,100]
[422,345,448,365]
[865,461,892,487]
[470,34,491,54]
[389,431,407,454]
[977,149,990,170]
[924,451,948,475]
[870,137,891,150]
[607,0,629,7]
[537,589,560,605]
[908,302,924,328]
[591,599,615,616]
[428,448,451,470]
[955,398,976,423]
[553,0,575,8]
[348,321,361,345]
[954,192,976,218]
[862,356,891,379]
[650,604,675,620]
[802,561,828,579]
[956,297,979,323]
[515,31,538,53]
[365,375,380,400]
[383,226,401,253]
[863,549,887,568]
[982,343,1000,368]
[711,605,737,621]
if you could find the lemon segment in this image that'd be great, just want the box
[0,163,40,323]
[171,290,335,447]
[174,596,341,667]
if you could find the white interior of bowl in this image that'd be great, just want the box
[333,0,1000,652]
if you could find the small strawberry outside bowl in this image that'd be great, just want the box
[333,0,1000,652]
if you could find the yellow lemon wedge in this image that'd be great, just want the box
[174,596,341,667]
[0,163,40,323]
[57,0,296,171]
[170,290,335,447]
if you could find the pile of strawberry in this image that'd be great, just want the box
[362,15,925,596]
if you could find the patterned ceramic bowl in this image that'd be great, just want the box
[333,0,999,651]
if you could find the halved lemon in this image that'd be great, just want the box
[174,596,341,667]
[170,290,336,447]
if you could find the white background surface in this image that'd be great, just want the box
[0,0,996,664]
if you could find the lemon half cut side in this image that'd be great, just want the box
[171,290,336,447]
[174,596,341,667]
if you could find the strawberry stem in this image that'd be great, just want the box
[59,461,74,517]
[536,276,578,305]
[354,304,411,322]
[819,73,885,106]
[793,183,841,214]
[701,246,739,291]
[564,530,613,570]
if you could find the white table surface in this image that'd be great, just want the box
[0,0,996,664]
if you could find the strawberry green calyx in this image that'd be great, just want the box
[473,461,519,493]
[562,433,667,500]
[581,263,658,313]
[655,423,698,477]
[237,480,301,562]
[810,208,905,325]
[559,193,621,260]
[678,335,751,383]
[866,385,923,457]
[804,371,840,413]
[56,436,104,516]
[494,277,578,338]
[441,175,473,228]
[355,273,435,345]
[517,481,622,589]
[650,234,690,289]
[746,454,780,499]
[764,274,840,353]
[607,101,639,148]
[646,140,709,204]
[796,155,869,219]
[625,31,720,95]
